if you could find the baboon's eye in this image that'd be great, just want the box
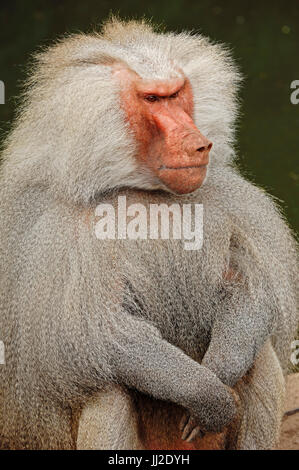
[169,91,179,99]
[145,95,160,103]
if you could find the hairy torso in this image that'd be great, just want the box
[93,187,233,362]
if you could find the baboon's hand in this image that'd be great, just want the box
[183,383,239,435]
[180,414,205,442]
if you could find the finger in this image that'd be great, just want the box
[179,413,190,432]
[182,416,196,441]
[186,427,206,442]
[186,426,201,443]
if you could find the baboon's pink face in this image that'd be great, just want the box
[114,67,212,194]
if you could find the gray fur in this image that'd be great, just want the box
[0,18,298,449]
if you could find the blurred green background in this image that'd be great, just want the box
[0,0,298,235]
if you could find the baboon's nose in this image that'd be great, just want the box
[184,133,212,162]
[197,142,213,153]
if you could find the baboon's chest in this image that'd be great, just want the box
[123,245,217,360]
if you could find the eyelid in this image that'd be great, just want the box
[143,90,180,102]
[144,94,160,102]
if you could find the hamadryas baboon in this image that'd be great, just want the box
[0,18,298,450]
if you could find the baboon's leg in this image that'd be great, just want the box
[76,385,143,450]
[76,341,285,450]
[229,340,285,450]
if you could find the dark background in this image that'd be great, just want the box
[0,0,298,234]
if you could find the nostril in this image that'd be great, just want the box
[197,142,213,152]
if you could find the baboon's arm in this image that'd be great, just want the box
[202,296,274,387]
[108,315,237,433]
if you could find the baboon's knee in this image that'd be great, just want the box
[76,385,142,450]
[230,341,285,450]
